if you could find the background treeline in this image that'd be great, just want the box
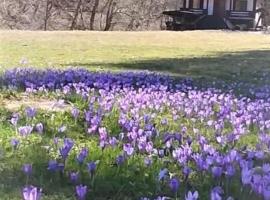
[0,0,269,31]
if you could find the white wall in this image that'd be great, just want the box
[178,0,184,8]
[193,0,201,8]
[247,0,254,11]
[208,0,214,15]
[186,0,190,8]
[203,0,208,9]
[256,0,263,8]
[225,0,231,10]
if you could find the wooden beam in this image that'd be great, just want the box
[190,0,194,8]
[233,0,236,11]
[200,0,204,9]
[253,0,257,11]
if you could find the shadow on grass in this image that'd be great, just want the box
[64,50,270,83]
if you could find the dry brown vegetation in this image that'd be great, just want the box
[0,0,269,31]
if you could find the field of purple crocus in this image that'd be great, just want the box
[1,68,270,200]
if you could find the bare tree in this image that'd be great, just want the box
[44,0,52,30]
[89,0,99,30]
[0,0,198,31]
[70,0,82,30]
[104,0,117,31]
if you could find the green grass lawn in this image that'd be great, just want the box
[1,30,270,82]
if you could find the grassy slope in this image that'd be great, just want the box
[0,30,270,82]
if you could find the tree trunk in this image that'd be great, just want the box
[70,0,82,30]
[104,0,116,31]
[44,0,52,31]
[89,0,99,30]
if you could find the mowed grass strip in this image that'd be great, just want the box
[0,30,270,81]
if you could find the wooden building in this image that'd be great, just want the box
[163,0,264,30]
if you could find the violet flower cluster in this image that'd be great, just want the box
[4,68,270,200]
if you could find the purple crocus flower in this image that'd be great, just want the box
[99,127,108,141]
[185,191,199,200]
[263,163,270,173]
[158,168,168,181]
[70,171,79,184]
[123,143,134,156]
[99,140,107,150]
[241,167,252,185]
[225,165,235,177]
[22,185,42,200]
[57,163,65,172]
[53,137,59,145]
[10,138,19,148]
[183,166,192,177]
[158,149,165,158]
[145,142,153,153]
[18,126,33,137]
[155,197,170,200]
[161,118,168,125]
[71,107,80,119]
[211,186,223,200]
[25,107,36,118]
[240,159,253,170]
[59,138,74,160]
[35,123,43,134]
[169,177,180,193]
[144,157,152,167]
[116,155,125,166]
[11,113,19,126]
[212,166,223,178]
[255,151,264,159]
[22,164,32,176]
[109,137,118,147]
[47,160,58,172]
[263,185,270,200]
[76,147,88,164]
[58,125,67,133]
[76,185,87,200]
[87,161,97,174]
[163,134,173,144]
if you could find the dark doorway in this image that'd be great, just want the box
[213,0,226,17]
